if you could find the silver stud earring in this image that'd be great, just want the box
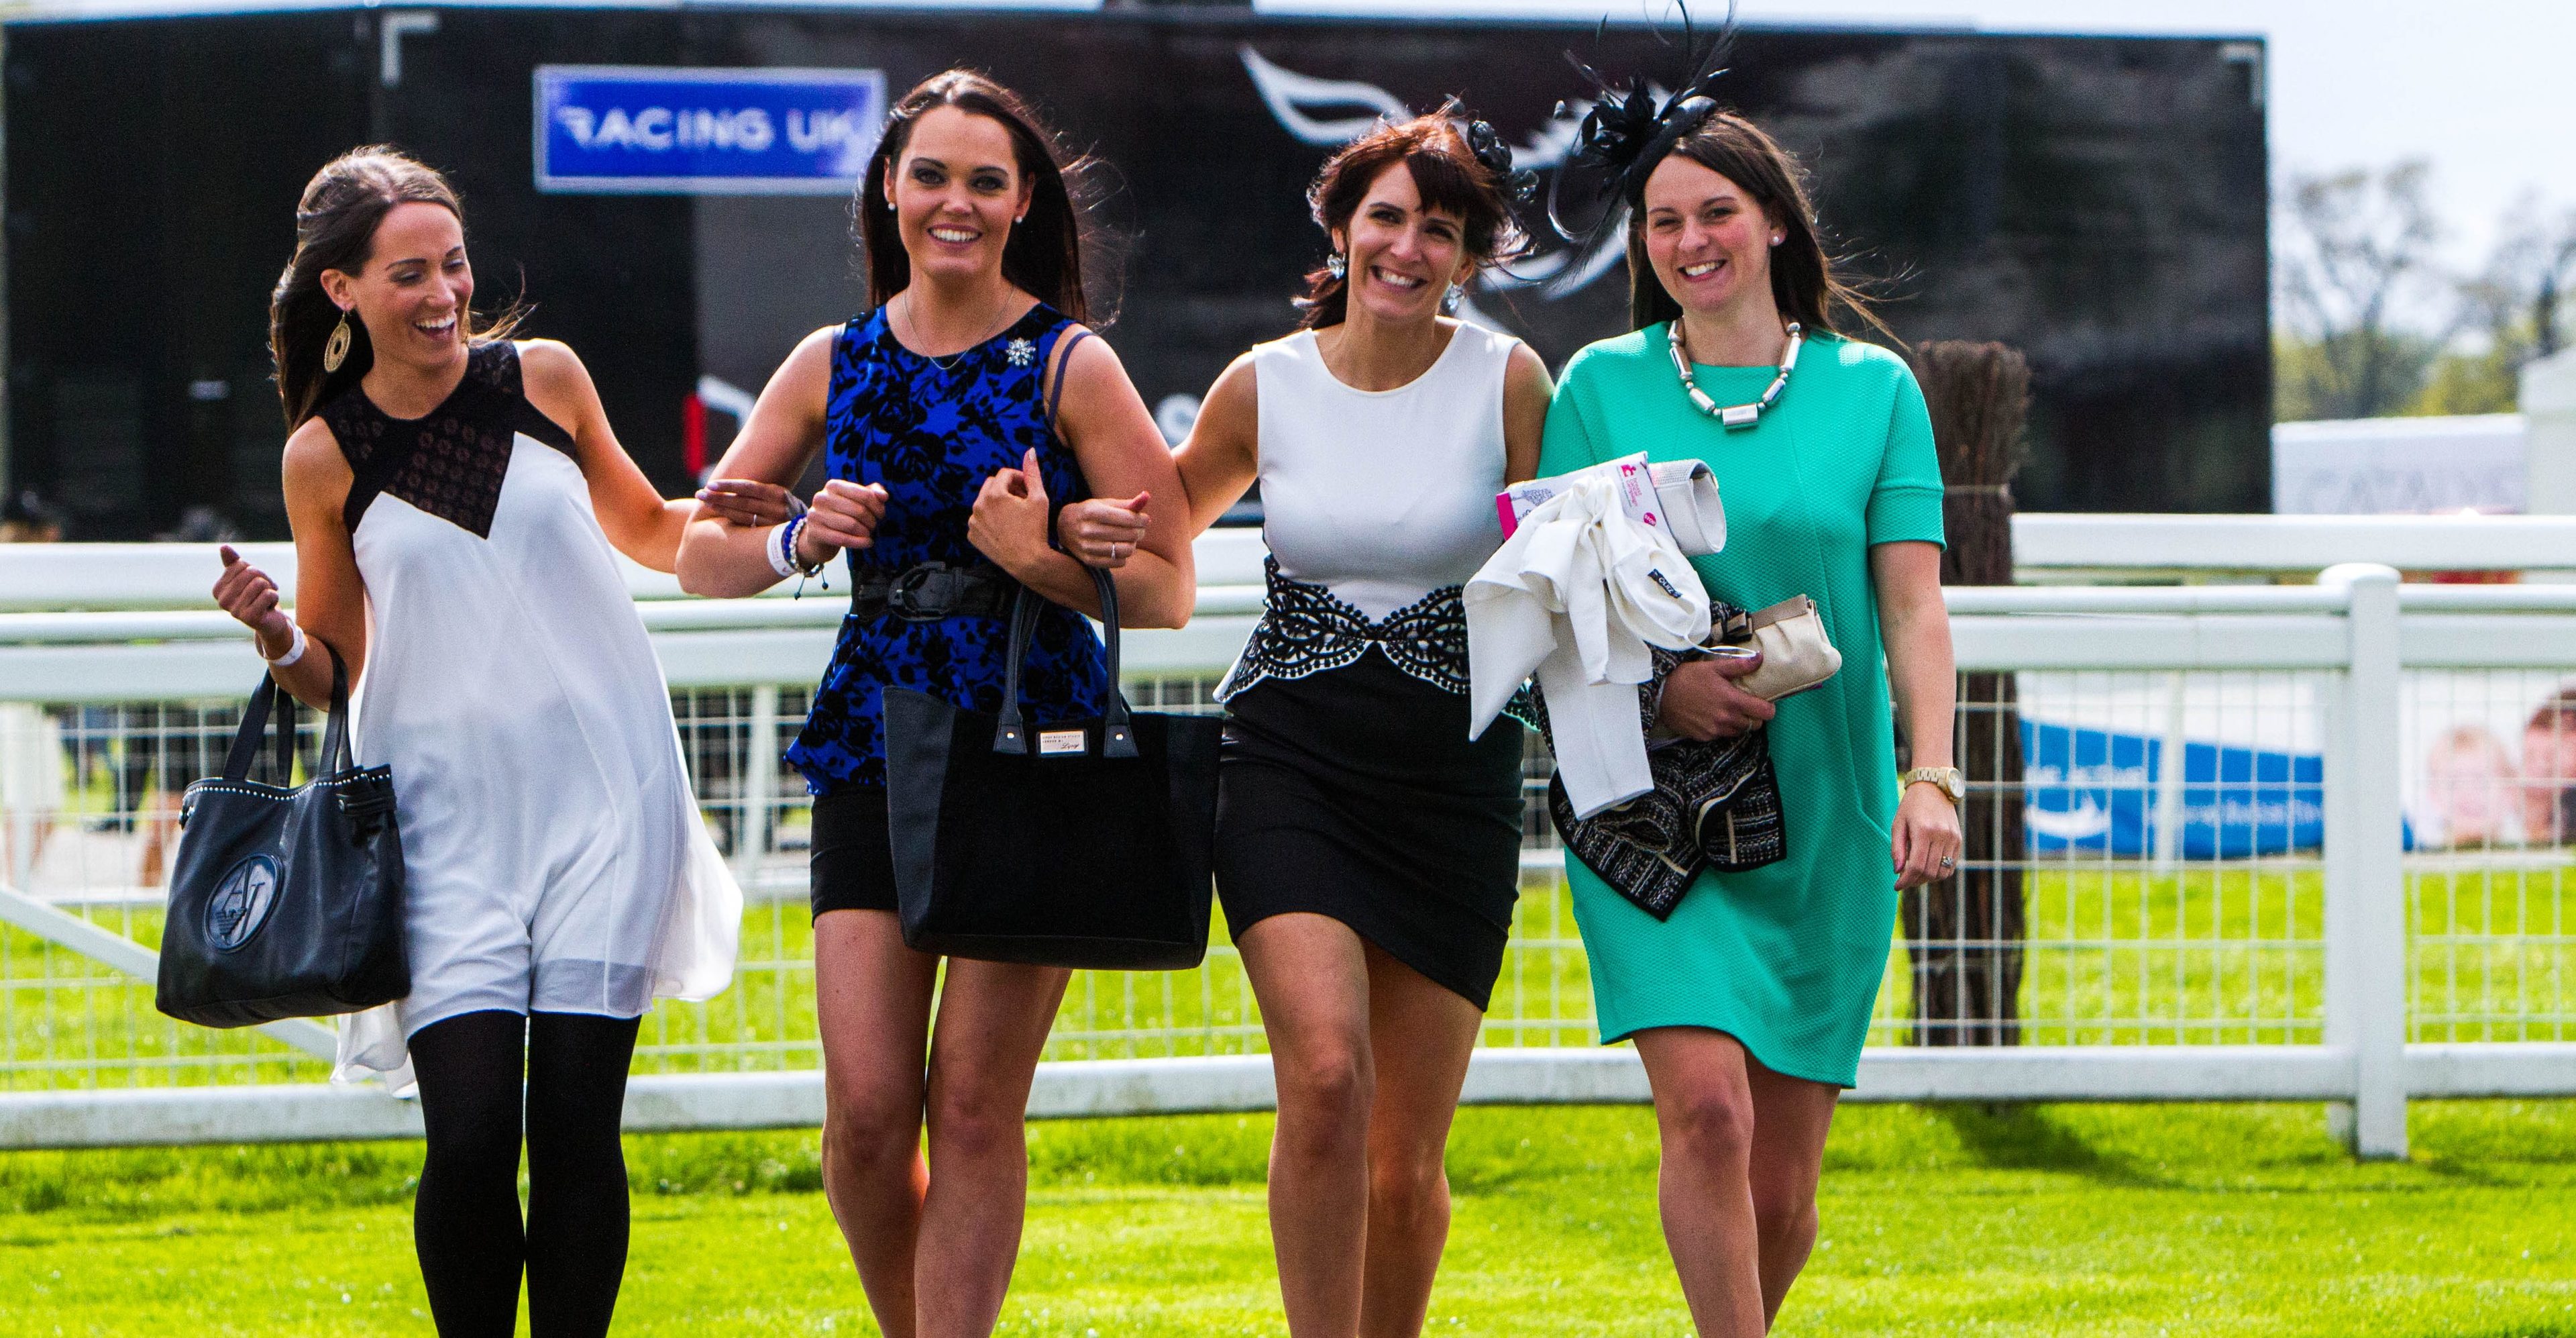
[1326,252,1346,280]
[1442,282,1464,314]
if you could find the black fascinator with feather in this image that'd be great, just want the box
[1550,3,1737,238]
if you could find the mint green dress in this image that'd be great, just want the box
[1540,328,1944,1087]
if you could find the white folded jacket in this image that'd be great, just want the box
[1466,467,1717,819]
[1497,453,1727,557]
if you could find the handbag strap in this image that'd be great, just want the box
[218,642,356,784]
[219,672,297,784]
[993,565,1138,759]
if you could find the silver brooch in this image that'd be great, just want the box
[1006,338,1036,368]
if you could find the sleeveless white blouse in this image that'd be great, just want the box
[1253,321,1520,620]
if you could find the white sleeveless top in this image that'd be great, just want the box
[1254,321,1519,620]
[317,342,738,1088]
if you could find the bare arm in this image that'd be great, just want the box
[1872,539,1962,889]
[674,327,883,599]
[211,419,372,712]
[1501,342,1552,486]
[968,333,1197,627]
[518,340,697,573]
[1057,353,1260,565]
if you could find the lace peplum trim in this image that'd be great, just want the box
[1219,558,1539,736]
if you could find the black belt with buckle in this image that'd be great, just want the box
[850,561,1019,623]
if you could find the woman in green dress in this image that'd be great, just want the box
[1539,85,1965,1335]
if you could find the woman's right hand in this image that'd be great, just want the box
[797,479,888,564]
[212,544,296,658]
[1055,493,1150,568]
[1656,653,1777,741]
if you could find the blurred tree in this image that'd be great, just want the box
[2275,162,2445,420]
[2406,198,2576,415]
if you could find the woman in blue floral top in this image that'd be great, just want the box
[676,72,1191,1338]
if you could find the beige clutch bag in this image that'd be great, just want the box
[1721,596,1841,701]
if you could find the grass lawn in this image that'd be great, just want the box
[5,1099,2573,1337]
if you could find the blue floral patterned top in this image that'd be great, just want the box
[786,303,1107,793]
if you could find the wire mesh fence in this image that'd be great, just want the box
[2,663,2571,1092]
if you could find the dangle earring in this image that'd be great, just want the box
[1443,282,1465,314]
[1326,252,1346,280]
[322,309,353,374]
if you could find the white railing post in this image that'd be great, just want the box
[2320,562,2408,1159]
[734,684,781,888]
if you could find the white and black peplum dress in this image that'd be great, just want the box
[315,340,738,1084]
[1214,322,1529,1009]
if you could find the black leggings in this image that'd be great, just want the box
[408,1009,641,1338]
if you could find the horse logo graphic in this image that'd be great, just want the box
[205,854,281,953]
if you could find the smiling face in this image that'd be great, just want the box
[1331,160,1471,327]
[887,105,1030,289]
[1640,154,1782,324]
[321,201,470,371]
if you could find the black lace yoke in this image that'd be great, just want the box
[319,340,580,539]
[1218,556,1532,719]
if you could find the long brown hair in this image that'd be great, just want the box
[1624,110,1887,340]
[1296,105,1529,329]
[854,70,1101,324]
[268,146,518,427]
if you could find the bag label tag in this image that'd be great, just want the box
[1038,728,1088,756]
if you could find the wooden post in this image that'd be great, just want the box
[1906,342,2030,1047]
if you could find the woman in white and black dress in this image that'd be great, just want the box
[211,147,792,1337]
[1061,109,1552,1338]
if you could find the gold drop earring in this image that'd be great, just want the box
[323,308,354,374]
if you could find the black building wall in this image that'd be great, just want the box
[5,7,2267,538]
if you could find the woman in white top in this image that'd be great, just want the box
[1061,109,1552,1338]
[210,147,788,1338]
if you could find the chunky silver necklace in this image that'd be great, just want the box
[1668,321,1803,429]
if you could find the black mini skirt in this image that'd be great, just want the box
[808,784,898,919]
[1216,652,1527,1009]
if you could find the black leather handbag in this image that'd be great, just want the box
[155,650,409,1027]
[882,566,1222,970]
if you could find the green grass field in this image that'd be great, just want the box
[5,1100,2573,1336]
[8,860,2573,1092]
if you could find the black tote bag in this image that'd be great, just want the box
[882,566,1222,970]
[155,649,409,1027]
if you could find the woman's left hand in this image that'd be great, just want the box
[694,477,800,528]
[967,448,1055,577]
[1890,780,1964,890]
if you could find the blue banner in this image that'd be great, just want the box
[2021,721,2329,859]
[535,66,884,195]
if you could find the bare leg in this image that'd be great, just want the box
[914,956,1070,1338]
[814,910,940,1338]
[1632,1027,1766,1338]
[1240,913,1376,1338]
[1743,1060,1839,1325]
[1355,942,1483,1338]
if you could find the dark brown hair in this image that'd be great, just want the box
[1295,104,1529,329]
[855,70,1100,324]
[1625,110,1887,340]
[269,146,517,427]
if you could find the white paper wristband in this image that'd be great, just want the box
[767,521,800,578]
[263,622,308,668]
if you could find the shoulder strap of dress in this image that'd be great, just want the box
[482,340,578,456]
[1046,327,1092,440]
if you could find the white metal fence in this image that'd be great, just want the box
[3,527,2574,1160]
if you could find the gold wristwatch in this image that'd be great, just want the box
[1902,766,1966,804]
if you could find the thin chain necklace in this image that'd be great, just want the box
[896,292,1016,372]
[1669,319,1803,429]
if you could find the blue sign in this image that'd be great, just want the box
[535,66,884,195]
[2021,721,2330,859]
